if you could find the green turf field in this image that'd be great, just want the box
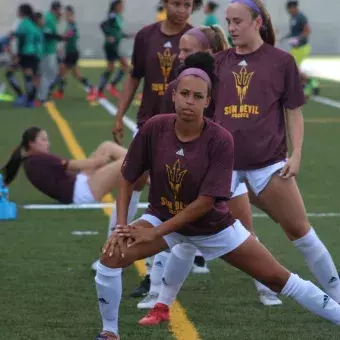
[1,69,340,340]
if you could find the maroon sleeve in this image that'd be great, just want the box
[47,154,69,169]
[160,82,175,113]
[282,55,306,109]
[199,131,234,199]
[121,126,151,183]
[38,154,68,170]
[130,29,146,79]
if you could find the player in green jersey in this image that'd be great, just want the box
[87,0,130,101]
[12,4,41,107]
[50,5,93,99]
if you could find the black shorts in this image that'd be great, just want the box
[104,45,120,62]
[19,54,39,75]
[64,51,79,68]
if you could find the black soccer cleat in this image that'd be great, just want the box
[130,275,150,298]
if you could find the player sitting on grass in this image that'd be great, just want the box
[1,127,127,204]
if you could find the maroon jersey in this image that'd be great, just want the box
[131,22,192,127]
[122,114,235,236]
[160,80,176,114]
[23,153,76,204]
[160,79,215,119]
[213,43,305,170]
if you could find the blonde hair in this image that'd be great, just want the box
[200,25,229,53]
[249,0,276,46]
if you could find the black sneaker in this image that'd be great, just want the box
[130,275,150,298]
[192,256,210,274]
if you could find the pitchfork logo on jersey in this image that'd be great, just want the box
[224,66,259,119]
[165,159,187,200]
[161,159,188,215]
[232,66,254,105]
[157,48,177,84]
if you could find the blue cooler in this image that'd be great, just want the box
[0,174,17,220]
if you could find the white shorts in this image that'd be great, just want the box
[231,182,248,198]
[232,160,286,196]
[138,214,251,261]
[72,173,97,204]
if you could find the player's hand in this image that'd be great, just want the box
[102,229,128,257]
[112,116,124,144]
[116,225,157,246]
[280,152,301,179]
[107,36,115,43]
[102,231,120,257]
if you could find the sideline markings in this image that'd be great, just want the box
[22,203,340,218]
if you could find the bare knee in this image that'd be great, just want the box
[96,141,116,156]
[100,252,131,269]
[99,141,115,150]
[283,219,311,241]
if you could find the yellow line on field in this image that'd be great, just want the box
[45,101,201,340]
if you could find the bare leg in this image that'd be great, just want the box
[89,141,127,161]
[119,57,129,73]
[228,191,281,304]
[228,193,255,235]
[87,159,124,201]
[222,236,289,291]
[254,174,340,302]
[59,63,67,78]
[71,66,81,80]
[221,236,340,325]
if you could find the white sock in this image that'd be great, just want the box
[149,251,169,296]
[294,227,340,302]
[95,263,122,335]
[107,191,142,238]
[145,256,154,276]
[157,244,196,307]
[281,273,340,325]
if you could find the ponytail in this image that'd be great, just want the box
[201,25,229,53]
[251,0,276,46]
[1,126,41,186]
[1,146,24,185]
